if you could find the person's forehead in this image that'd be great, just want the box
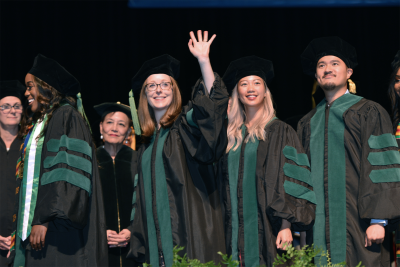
[105,111,129,121]
[317,55,344,64]
[146,74,171,82]
[239,75,263,81]
[0,96,21,105]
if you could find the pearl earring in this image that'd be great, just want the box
[100,135,103,139]
[125,140,128,144]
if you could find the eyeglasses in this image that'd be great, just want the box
[145,82,172,91]
[0,104,23,113]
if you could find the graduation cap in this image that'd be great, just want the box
[0,80,26,101]
[93,102,132,119]
[301,36,358,77]
[222,56,274,94]
[129,54,180,136]
[391,50,400,70]
[29,54,91,132]
[28,54,80,96]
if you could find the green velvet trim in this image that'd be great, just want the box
[41,168,91,195]
[131,174,139,221]
[43,151,92,174]
[155,128,174,267]
[134,173,138,187]
[186,108,199,129]
[227,126,245,262]
[282,146,310,167]
[368,150,400,166]
[368,133,398,149]
[309,99,328,264]
[327,94,362,264]
[369,168,400,183]
[47,135,92,159]
[242,137,260,267]
[130,208,136,221]
[142,136,159,267]
[283,181,317,204]
[283,163,312,186]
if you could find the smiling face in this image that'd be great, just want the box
[394,68,400,95]
[237,75,266,109]
[0,96,22,128]
[25,73,41,113]
[100,111,131,145]
[145,74,173,112]
[315,55,353,92]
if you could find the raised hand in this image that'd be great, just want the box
[188,30,216,64]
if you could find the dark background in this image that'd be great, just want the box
[1,1,399,141]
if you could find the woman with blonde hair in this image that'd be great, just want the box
[128,30,228,266]
[217,56,316,267]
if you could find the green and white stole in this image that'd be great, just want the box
[17,115,47,241]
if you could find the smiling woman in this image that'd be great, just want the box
[0,80,25,266]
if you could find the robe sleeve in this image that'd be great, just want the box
[358,103,400,225]
[31,106,93,229]
[178,73,229,164]
[266,122,316,232]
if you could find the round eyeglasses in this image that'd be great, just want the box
[145,82,172,91]
[0,104,23,113]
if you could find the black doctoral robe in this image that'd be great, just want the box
[297,93,400,266]
[9,104,108,267]
[217,119,316,267]
[128,74,228,266]
[0,137,23,267]
[97,145,138,267]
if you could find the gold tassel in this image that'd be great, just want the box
[348,79,356,94]
[311,80,318,109]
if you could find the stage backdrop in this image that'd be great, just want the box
[1,1,399,143]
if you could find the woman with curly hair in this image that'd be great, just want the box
[8,54,108,267]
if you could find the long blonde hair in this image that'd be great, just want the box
[226,84,275,152]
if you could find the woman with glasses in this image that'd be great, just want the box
[8,54,108,267]
[0,80,25,266]
[128,30,228,266]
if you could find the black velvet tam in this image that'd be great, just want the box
[94,102,132,119]
[391,50,400,70]
[0,80,26,101]
[222,55,274,94]
[28,54,80,96]
[301,36,358,77]
[131,54,180,93]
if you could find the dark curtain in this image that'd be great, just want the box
[1,1,399,142]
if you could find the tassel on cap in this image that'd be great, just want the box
[348,79,356,94]
[129,90,141,135]
[76,93,92,133]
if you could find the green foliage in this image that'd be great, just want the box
[273,243,364,267]
[143,244,364,267]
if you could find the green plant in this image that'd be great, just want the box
[273,243,364,267]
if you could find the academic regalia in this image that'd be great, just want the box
[218,56,316,267]
[8,54,108,267]
[0,80,25,267]
[128,55,228,266]
[298,38,400,266]
[94,102,138,267]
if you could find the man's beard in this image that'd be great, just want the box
[320,82,337,91]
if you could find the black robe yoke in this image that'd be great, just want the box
[217,119,316,267]
[97,146,137,267]
[0,137,23,266]
[297,94,400,266]
[128,74,228,266]
[10,105,108,267]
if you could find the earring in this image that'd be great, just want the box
[100,135,103,139]
[125,140,128,144]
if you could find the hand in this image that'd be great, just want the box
[188,30,216,64]
[276,228,293,250]
[107,229,131,248]
[365,223,385,247]
[0,235,11,250]
[30,222,49,251]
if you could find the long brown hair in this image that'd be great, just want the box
[388,66,400,132]
[24,75,77,138]
[138,76,181,141]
